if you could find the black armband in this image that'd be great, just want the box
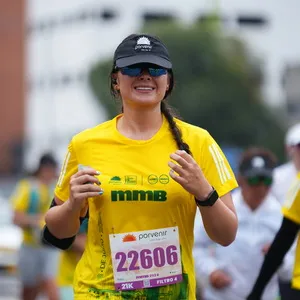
[247,217,299,298]
[44,198,89,249]
[42,225,76,250]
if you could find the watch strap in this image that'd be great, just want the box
[195,188,219,207]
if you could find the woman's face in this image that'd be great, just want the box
[115,64,170,108]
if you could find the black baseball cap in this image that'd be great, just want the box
[239,154,275,178]
[39,153,57,168]
[113,34,172,69]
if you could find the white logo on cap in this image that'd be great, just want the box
[137,37,151,45]
[251,156,265,168]
[135,36,152,52]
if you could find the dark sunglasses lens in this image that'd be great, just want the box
[121,66,167,77]
[148,68,167,77]
[121,67,141,77]
[247,176,272,186]
[247,177,259,185]
[263,177,273,186]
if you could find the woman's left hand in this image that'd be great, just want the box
[168,150,212,200]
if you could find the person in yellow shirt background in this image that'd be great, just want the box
[57,218,88,300]
[11,153,60,300]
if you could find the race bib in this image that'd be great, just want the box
[109,226,182,291]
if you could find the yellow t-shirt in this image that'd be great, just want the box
[11,178,52,246]
[57,250,80,286]
[282,172,300,289]
[55,115,238,300]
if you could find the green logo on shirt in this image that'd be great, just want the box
[111,190,167,202]
[109,176,122,184]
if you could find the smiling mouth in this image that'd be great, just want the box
[134,87,155,91]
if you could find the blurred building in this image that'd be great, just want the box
[0,2,25,175]
[282,65,300,125]
[1,0,300,174]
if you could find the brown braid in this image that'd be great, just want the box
[161,101,192,155]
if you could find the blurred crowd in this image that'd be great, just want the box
[194,122,300,300]
[8,154,87,300]
[5,122,300,300]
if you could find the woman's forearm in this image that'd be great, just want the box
[45,201,81,239]
[71,234,87,253]
[199,197,237,246]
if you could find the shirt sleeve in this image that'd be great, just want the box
[54,139,79,202]
[10,180,30,212]
[199,131,238,197]
[278,240,296,281]
[282,173,300,224]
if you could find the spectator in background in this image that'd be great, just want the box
[271,123,300,204]
[194,147,292,300]
[11,153,60,300]
[57,218,88,300]
[247,126,300,300]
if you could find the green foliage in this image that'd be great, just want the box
[89,60,119,118]
[88,20,287,161]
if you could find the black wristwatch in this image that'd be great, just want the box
[195,188,219,207]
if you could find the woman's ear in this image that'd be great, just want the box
[112,74,119,90]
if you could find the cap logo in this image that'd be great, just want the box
[251,156,265,168]
[135,36,152,52]
[137,37,150,45]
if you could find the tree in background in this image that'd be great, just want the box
[89,20,287,161]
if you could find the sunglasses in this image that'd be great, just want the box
[120,66,168,77]
[247,176,273,187]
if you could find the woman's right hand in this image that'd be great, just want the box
[67,167,103,216]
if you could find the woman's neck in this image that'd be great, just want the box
[117,107,163,140]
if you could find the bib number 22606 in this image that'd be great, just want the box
[109,227,182,291]
[116,245,178,271]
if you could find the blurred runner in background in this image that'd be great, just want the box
[11,153,60,300]
[247,127,300,300]
[270,123,300,299]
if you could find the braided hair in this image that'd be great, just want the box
[160,101,192,155]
